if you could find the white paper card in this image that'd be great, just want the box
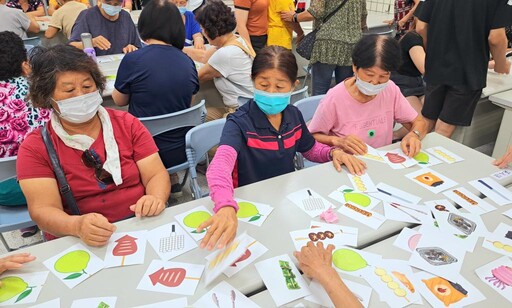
[309,221,358,247]
[380,149,418,169]
[371,182,422,205]
[358,145,385,163]
[174,205,213,241]
[290,226,356,251]
[221,236,268,278]
[337,202,386,230]
[29,298,60,308]
[331,247,382,277]
[443,187,496,214]
[328,185,380,210]
[431,210,486,253]
[469,177,512,206]
[426,146,464,164]
[287,188,334,218]
[425,199,460,214]
[193,281,259,308]
[147,222,197,261]
[305,278,372,308]
[235,198,274,226]
[475,256,512,303]
[491,168,512,180]
[383,201,431,224]
[347,173,377,193]
[137,260,204,296]
[104,231,147,268]
[132,298,187,308]
[405,168,458,194]
[255,254,311,307]
[43,243,104,289]
[0,271,48,306]
[413,151,443,168]
[70,297,117,308]
[393,227,422,253]
[482,223,512,257]
[504,208,512,220]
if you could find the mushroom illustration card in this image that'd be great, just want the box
[255,254,311,307]
[412,271,485,308]
[347,173,377,193]
[43,243,104,289]
[337,200,386,230]
[70,297,117,308]
[475,256,512,303]
[104,230,148,268]
[393,227,422,253]
[405,168,458,194]
[193,281,259,308]
[469,177,512,206]
[309,221,358,247]
[174,205,213,241]
[426,146,464,164]
[132,297,187,308]
[147,222,197,261]
[380,149,418,169]
[357,145,385,163]
[287,188,334,218]
[290,226,356,251]
[413,151,443,168]
[0,271,48,306]
[29,298,61,308]
[218,235,268,278]
[330,247,382,278]
[482,223,512,257]
[234,198,273,226]
[408,233,466,282]
[383,201,432,224]
[328,185,381,211]
[137,260,204,296]
[305,278,372,308]
[370,182,422,205]
[443,187,496,215]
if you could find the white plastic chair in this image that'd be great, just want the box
[293,95,325,169]
[0,156,38,251]
[290,86,309,105]
[139,100,206,188]
[185,118,226,199]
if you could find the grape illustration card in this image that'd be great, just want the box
[104,231,148,268]
[174,205,213,241]
[0,271,48,306]
[328,185,380,210]
[234,198,273,226]
[137,260,204,296]
[43,243,104,289]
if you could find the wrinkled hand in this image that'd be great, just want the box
[123,44,138,54]
[333,135,367,155]
[0,253,36,277]
[130,195,166,218]
[493,146,512,168]
[294,241,335,281]
[331,150,367,175]
[400,132,421,157]
[198,207,238,250]
[194,39,205,50]
[75,213,116,246]
[92,35,111,50]
[494,60,511,74]
[280,10,295,22]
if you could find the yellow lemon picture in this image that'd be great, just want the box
[236,202,262,221]
[54,250,90,279]
[0,276,32,304]
[183,211,211,233]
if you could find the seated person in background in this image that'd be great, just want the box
[6,0,44,17]
[309,35,427,157]
[48,0,89,16]
[202,46,366,250]
[45,0,88,39]
[17,45,170,247]
[172,0,204,49]
[113,0,199,197]
[0,0,40,38]
[0,253,36,279]
[69,0,141,56]
[194,0,255,121]
[122,0,132,11]
[0,31,50,238]
[295,242,362,308]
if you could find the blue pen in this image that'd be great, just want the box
[478,179,510,201]
[377,188,411,204]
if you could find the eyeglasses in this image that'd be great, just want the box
[82,149,114,185]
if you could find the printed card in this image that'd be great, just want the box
[443,187,496,215]
[328,185,380,211]
[104,231,148,268]
[426,146,464,164]
[174,205,213,241]
[147,222,197,261]
[475,256,512,303]
[469,177,512,206]
[287,188,334,218]
[380,149,418,169]
[235,198,274,226]
[405,168,458,194]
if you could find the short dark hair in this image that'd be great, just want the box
[195,0,236,40]
[352,35,401,72]
[251,46,298,83]
[29,45,105,109]
[0,31,27,80]
[138,0,185,50]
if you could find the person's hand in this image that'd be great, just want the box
[296,32,304,45]
[194,39,205,50]
[333,135,367,155]
[92,35,111,50]
[294,241,335,282]
[383,19,394,26]
[488,60,496,70]
[398,18,407,29]
[401,131,421,157]
[122,44,138,54]
[0,253,36,278]
[75,213,116,247]
[331,149,367,175]
[493,146,512,168]
[197,207,238,250]
[130,195,166,217]
[494,59,511,74]
[280,10,295,22]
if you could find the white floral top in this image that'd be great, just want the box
[0,76,51,158]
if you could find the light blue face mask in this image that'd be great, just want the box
[178,6,187,15]
[102,3,122,16]
[253,89,291,115]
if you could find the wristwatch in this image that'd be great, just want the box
[411,130,421,139]
[293,13,299,23]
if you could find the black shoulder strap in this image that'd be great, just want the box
[321,0,351,25]
[41,125,81,215]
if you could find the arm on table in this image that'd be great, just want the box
[45,26,59,39]
[192,33,205,50]
[400,115,428,157]
[0,254,36,278]
[312,133,368,155]
[26,14,40,33]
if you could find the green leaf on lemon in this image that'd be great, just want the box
[15,288,32,303]
[64,272,83,280]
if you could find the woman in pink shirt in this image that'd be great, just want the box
[308,35,427,157]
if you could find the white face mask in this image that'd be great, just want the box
[53,91,102,124]
[355,73,388,96]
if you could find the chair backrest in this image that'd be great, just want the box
[23,37,41,48]
[290,86,309,105]
[293,94,325,122]
[0,156,17,181]
[138,100,206,137]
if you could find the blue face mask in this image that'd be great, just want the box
[102,3,122,16]
[178,6,187,15]
[253,89,291,115]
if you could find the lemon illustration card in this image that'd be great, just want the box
[0,271,48,306]
[309,221,358,247]
[475,256,512,303]
[380,149,418,170]
[287,188,334,218]
[43,243,104,289]
[104,230,148,268]
[193,281,259,308]
[482,223,512,257]
[234,198,273,226]
[413,151,443,168]
[329,185,380,211]
[443,187,496,215]
[330,247,382,278]
[347,173,377,193]
[469,177,512,206]
[426,146,464,164]
[29,298,61,308]
[405,168,458,194]
[132,297,187,308]
[174,205,213,241]
[137,260,204,296]
[305,278,372,308]
[147,222,197,261]
[70,297,117,308]
[217,234,269,278]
